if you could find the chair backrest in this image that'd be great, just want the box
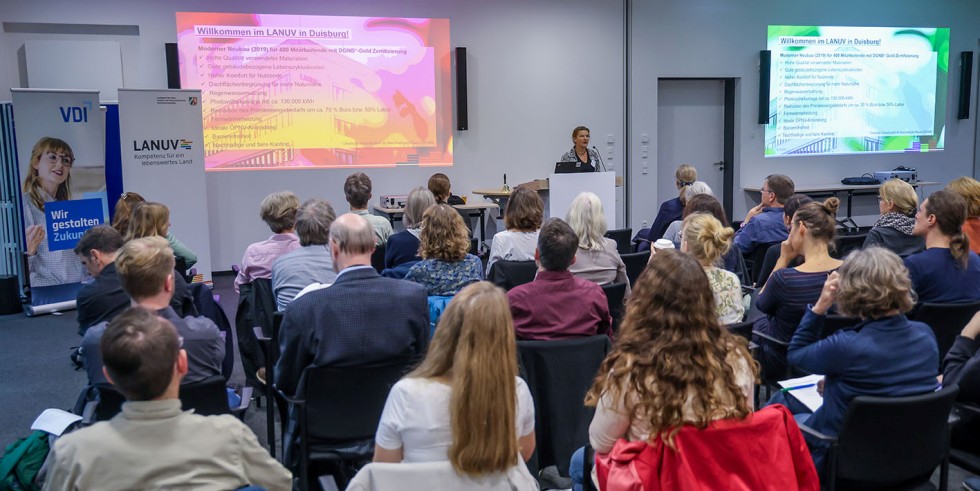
[347,460,538,491]
[911,301,980,367]
[620,251,650,288]
[487,260,537,291]
[604,228,634,255]
[179,374,231,416]
[371,244,386,273]
[517,335,612,476]
[601,282,628,332]
[834,386,958,485]
[94,384,126,421]
[831,232,868,260]
[748,241,782,286]
[725,320,754,343]
[234,278,277,389]
[302,361,410,441]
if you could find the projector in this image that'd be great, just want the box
[380,195,408,209]
[874,169,918,184]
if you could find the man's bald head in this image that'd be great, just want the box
[329,213,375,255]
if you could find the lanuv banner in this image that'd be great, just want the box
[117,89,212,283]
[11,89,107,312]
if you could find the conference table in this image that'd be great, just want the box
[744,181,939,228]
[373,202,499,251]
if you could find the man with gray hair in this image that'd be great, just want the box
[271,198,338,310]
[275,213,429,466]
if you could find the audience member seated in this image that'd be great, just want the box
[486,186,544,275]
[948,176,980,254]
[507,218,612,340]
[681,213,744,324]
[345,172,394,245]
[427,172,471,234]
[81,237,224,386]
[123,201,196,315]
[752,198,842,381]
[733,174,794,255]
[904,189,980,304]
[944,310,980,404]
[405,204,483,296]
[47,308,291,490]
[233,191,300,292]
[566,192,630,295]
[768,248,939,474]
[276,213,429,465]
[660,181,712,247]
[637,163,697,248]
[571,249,755,491]
[862,179,925,257]
[755,194,813,288]
[374,282,535,470]
[271,198,339,310]
[674,194,746,281]
[116,192,197,269]
[385,187,435,270]
[74,225,128,336]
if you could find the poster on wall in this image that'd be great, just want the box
[11,89,107,311]
[117,89,212,284]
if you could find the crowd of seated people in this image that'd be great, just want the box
[46,171,980,490]
[659,180,713,247]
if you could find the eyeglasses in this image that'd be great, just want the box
[761,188,773,195]
[45,152,74,166]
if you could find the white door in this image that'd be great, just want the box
[657,79,726,210]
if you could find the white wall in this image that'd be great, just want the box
[629,0,980,229]
[1,0,627,269]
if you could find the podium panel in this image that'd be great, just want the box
[549,172,615,226]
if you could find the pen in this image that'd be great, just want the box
[780,383,817,392]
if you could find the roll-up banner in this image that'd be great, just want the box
[10,89,107,314]
[117,89,212,284]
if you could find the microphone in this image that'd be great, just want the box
[592,146,608,173]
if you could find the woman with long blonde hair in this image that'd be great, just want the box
[123,201,196,315]
[570,249,755,490]
[119,197,197,269]
[374,282,536,475]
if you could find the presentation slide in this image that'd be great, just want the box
[175,13,452,171]
[765,26,949,158]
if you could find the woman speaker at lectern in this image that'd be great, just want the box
[559,126,600,172]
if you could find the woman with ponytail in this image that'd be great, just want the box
[374,282,536,476]
[904,189,980,304]
[681,213,744,324]
[752,197,843,381]
[947,177,980,254]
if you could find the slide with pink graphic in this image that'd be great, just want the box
[176,12,453,171]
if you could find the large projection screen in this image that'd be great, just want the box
[765,26,949,158]
[176,12,452,171]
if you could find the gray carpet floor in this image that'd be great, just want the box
[0,273,972,489]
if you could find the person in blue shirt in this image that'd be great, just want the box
[636,164,697,249]
[904,189,980,304]
[768,247,939,476]
[733,174,795,255]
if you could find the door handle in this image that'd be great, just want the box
[714,161,726,171]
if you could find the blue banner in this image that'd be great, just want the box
[44,198,104,251]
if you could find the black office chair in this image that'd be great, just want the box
[601,282,628,333]
[911,300,980,368]
[370,244,386,273]
[604,228,634,255]
[517,335,611,477]
[619,251,650,288]
[275,361,410,491]
[950,402,980,475]
[798,386,958,491]
[725,320,754,343]
[254,311,285,458]
[179,374,251,418]
[831,232,869,260]
[747,241,783,287]
[487,260,537,291]
[81,384,126,423]
[235,278,276,393]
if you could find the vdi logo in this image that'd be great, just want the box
[59,100,93,123]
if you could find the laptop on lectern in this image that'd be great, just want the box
[554,161,594,174]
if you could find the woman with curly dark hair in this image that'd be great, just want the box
[570,249,756,490]
[405,204,484,296]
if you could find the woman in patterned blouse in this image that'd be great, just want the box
[681,213,744,325]
[405,204,484,296]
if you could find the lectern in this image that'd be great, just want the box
[549,171,616,226]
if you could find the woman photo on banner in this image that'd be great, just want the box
[22,136,85,287]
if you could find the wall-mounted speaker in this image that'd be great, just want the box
[455,47,468,131]
[165,43,180,89]
[958,51,974,120]
[758,50,771,125]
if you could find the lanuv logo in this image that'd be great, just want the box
[59,100,93,123]
[133,139,192,151]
